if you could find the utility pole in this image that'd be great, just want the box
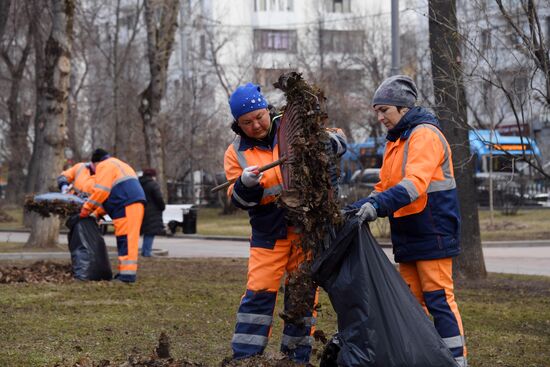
[391,0,400,75]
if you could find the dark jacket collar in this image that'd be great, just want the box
[386,106,441,142]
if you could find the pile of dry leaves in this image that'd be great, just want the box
[0,260,73,283]
[24,194,82,218]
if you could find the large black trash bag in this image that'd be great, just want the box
[67,216,112,281]
[312,217,457,367]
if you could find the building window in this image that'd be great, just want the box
[336,69,364,93]
[254,68,294,88]
[481,29,492,51]
[320,30,363,53]
[199,34,206,59]
[287,0,294,11]
[255,0,267,11]
[254,0,293,12]
[254,29,297,52]
[326,0,351,13]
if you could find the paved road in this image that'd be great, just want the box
[1,232,549,276]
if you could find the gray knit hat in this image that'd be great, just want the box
[372,75,418,108]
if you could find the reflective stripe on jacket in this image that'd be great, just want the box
[58,162,94,195]
[356,107,461,262]
[224,115,287,247]
[82,157,146,219]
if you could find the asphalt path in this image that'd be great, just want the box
[1,232,549,276]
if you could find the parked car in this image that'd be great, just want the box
[342,168,381,204]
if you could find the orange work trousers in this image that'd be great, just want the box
[112,202,144,282]
[232,230,318,363]
[399,258,467,367]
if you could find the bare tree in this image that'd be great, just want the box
[1,2,32,203]
[25,0,74,248]
[74,0,145,162]
[0,0,11,40]
[429,0,487,279]
[139,0,180,195]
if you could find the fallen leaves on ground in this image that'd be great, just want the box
[0,260,72,283]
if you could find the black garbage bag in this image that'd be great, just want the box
[67,217,112,281]
[312,217,457,367]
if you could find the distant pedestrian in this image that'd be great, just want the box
[139,168,166,257]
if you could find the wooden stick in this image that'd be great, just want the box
[211,157,288,193]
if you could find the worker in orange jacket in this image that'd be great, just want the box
[349,75,466,367]
[79,149,146,283]
[224,83,346,362]
[57,162,95,197]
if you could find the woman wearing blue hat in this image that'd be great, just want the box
[223,82,346,363]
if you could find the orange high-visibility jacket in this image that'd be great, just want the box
[81,157,146,219]
[353,107,460,262]
[57,162,94,195]
[224,113,347,248]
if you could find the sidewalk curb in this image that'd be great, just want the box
[0,248,169,260]
[1,229,548,248]
[174,234,395,248]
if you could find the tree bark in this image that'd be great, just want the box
[139,0,180,197]
[25,0,74,248]
[428,0,487,279]
[0,0,11,40]
[2,28,32,204]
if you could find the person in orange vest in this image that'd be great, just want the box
[79,148,146,283]
[57,162,95,197]
[224,83,346,362]
[349,75,467,367]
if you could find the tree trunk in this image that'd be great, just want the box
[139,0,180,197]
[0,0,11,40]
[25,0,74,248]
[428,0,487,279]
[2,35,32,204]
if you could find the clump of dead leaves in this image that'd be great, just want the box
[0,260,72,284]
[24,194,82,218]
[274,72,343,325]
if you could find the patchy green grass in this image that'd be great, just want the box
[479,209,550,241]
[197,207,550,242]
[0,205,25,230]
[0,259,549,366]
[197,208,251,237]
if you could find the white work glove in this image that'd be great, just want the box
[61,184,70,194]
[241,166,263,188]
[356,202,378,223]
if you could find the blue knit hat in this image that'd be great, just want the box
[229,83,268,120]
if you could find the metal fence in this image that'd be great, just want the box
[476,176,550,214]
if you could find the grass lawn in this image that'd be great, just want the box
[196,207,550,242]
[0,205,25,230]
[478,209,550,241]
[1,258,549,366]
[2,206,549,241]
